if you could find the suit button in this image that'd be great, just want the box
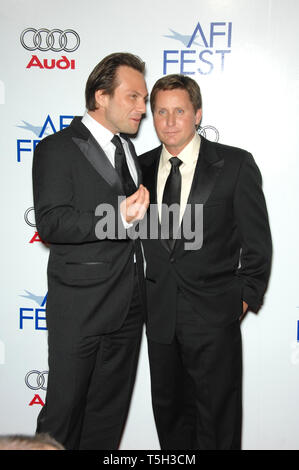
[170,257,175,263]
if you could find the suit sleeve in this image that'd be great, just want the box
[234,153,272,312]
[32,136,124,244]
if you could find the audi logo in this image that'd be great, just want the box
[20,28,80,52]
[198,125,220,143]
[25,370,48,391]
[24,207,36,228]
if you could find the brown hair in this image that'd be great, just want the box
[150,74,202,113]
[85,52,145,111]
[0,433,64,450]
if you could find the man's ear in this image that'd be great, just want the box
[195,108,202,127]
[94,89,109,109]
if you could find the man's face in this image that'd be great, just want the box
[153,88,202,155]
[95,65,148,134]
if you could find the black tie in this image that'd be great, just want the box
[161,156,183,245]
[112,135,136,197]
[112,135,146,308]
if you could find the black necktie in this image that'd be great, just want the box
[112,135,136,197]
[161,156,183,245]
[112,135,146,307]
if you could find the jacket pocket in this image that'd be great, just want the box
[65,261,110,281]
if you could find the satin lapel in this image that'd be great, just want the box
[147,156,159,206]
[175,137,224,252]
[71,118,123,194]
[153,153,172,254]
[187,136,224,207]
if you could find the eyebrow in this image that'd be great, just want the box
[156,106,184,109]
[127,88,148,98]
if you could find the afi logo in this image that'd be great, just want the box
[16,114,73,162]
[163,21,232,75]
[19,291,47,331]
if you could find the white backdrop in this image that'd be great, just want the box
[0,0,299,450]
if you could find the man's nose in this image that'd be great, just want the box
[166,113,175,127]
[137,98,146,114]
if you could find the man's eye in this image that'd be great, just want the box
[158,109,166,115]
[176,109,184,114]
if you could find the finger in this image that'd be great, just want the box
[135,186,146,205]
[127,187,141,204]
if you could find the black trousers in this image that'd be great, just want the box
[36,271,143,450]
[147,290,242,450]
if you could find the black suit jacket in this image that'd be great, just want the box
[32,116,144,338]
[139,137,272,343]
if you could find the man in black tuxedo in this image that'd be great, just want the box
[139,74,272,450]
[32,52,149,450]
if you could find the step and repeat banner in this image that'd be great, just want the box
[0,0,299,450]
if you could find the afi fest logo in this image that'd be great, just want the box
[163,21,232,75]
[20,28,80,70]
[19,291,47,331]
[16,114,73,162]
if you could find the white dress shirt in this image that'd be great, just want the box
[157,132,201,223]
[81,111,138,185]
[81,111,138,230]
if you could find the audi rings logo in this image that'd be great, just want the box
[25,370,48,391]
[20,28,80,52]
[24,207,36,228]
[198,125,220,143]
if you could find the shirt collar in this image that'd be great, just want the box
[161,132,201,168]
[81,111,115,149]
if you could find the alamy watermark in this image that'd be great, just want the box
[95,197,203,251]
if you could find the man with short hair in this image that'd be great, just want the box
[139,74,272,450]
[33,52,149,450]
[0,434,64,450]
